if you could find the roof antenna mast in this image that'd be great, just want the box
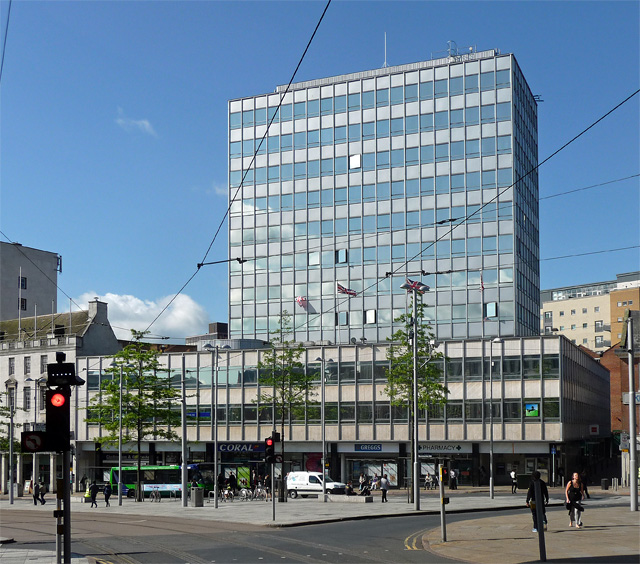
[382,32,388,68]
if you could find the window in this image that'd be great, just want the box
[570,309,576,315]
[19,276,27,289]
[40,355,48,374]
[20,298,27,311]
[582,308,587,314]
[583,323,588,329]
[594,320,604,331]
[336,249,348,264]
[544,311,552,319]
[365,310,376,324]
[9,357,15,375]
[24,356,31,374]
[583,338,588,344]
[23,387,31,411]
[617,301,622,307]
[559,311,564,317]
[595,336,604,346]
[336,312,348,326]
[594,306,600,313]
[571,324,576,330]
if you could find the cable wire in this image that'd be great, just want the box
[0,0,12,85]
[144,0,332,334]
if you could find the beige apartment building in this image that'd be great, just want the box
[541,271,639,352]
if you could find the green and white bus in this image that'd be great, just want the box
[109,464,215,497]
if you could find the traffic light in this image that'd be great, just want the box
[46,387,71,452]
[265,436,275,463]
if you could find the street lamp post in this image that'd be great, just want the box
[7,384,14,504]
[400,280,429,512]
[315,356,333,502]
[118,365,124,506]
[488,337,503,500]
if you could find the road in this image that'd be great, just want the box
[0,506,488,563]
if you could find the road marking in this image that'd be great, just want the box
[404,528,429,550]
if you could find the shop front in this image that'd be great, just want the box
[418,442,475,486]
[339,443,401,487]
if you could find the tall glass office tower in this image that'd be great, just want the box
[228,49,540,344]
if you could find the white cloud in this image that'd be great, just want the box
[115,107,157,136]
[75,291,209,341]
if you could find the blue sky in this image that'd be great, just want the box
[1,1,638,339]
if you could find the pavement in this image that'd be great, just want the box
[0,485,638,563]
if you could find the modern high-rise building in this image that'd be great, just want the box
[228,48,540,345]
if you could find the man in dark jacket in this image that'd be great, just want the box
[525,471,549,532]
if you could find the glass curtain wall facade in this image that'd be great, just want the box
[228,50,540,344]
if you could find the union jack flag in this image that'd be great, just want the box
[337,283,356,297]
[296,296,307,307]
[480,273,485,293]
[404,278,430,295]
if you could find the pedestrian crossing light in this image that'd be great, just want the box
[265,436,275,463]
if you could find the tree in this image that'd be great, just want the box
[257,312,315,495]
[85,330,181,501]
[385,299,448,414]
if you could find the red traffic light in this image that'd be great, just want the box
[265,437,274,447]
[50,393,66,407]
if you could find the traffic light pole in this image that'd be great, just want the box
[63,449,71,564]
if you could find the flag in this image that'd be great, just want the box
[404,278,430,295]
[337,283,356,297]
[295,296,307,308]
[480,274,485,293]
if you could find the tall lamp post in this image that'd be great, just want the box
[488,337,503,499]
[315,356,333,502]
[6,383,15,504]
[110,362,133,506]
[204,343,228,509]
[400,278,430,511]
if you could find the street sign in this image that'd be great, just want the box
[622,392,640,405]
[21,431,47,452]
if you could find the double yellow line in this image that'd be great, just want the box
[404,528,429,550]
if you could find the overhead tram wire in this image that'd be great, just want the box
[539,173,640,200]
[143,0,333,335]
[0,0,12,85]
[198,0,332,269]
[290,88,640,334]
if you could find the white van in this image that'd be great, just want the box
[286,471,346,498]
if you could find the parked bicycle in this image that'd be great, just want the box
[253,486,268,501]
[149,487,161,502]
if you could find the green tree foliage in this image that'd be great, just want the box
[385,299,448,412]
[257,312,315,460]
[85,330,181,500]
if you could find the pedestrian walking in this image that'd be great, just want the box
[565,472,585,528]
[104,483,112,507]
[39,482,46,505]
[33,481,40,506]
[380,474,389,503]
[89,481,100,508]
[525,471,548,532]
[510,469,518,494]
[449,469,457,490]
[80,474,87,492]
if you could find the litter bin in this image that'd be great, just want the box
[189,487,204,507]
[600,478,609,490]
